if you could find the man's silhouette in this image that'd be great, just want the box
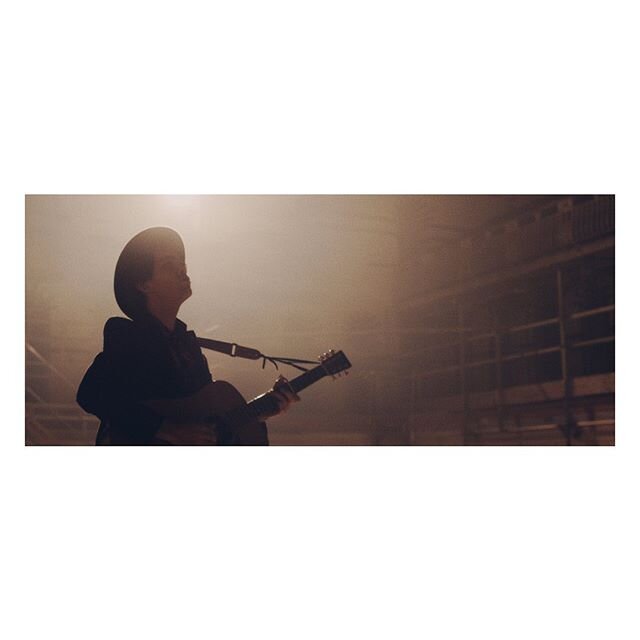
[77,227,299,445]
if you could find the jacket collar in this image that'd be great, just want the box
[137,313,188,338]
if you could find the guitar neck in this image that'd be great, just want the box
[225,364,330,427]
[287,364,329,395]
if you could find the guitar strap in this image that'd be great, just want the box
[196,337,262,360]
[195,336,318,372]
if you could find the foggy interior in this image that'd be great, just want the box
[25,195,615,445]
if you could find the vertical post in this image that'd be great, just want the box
[494,309,505,432]
[458,297,469,444]
[409,370,417,445]
[556,267,574,445]
[370,371,379,444]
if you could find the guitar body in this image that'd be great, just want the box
[210,382,270,445]
[146,381,269,446]
[142,350,351,446]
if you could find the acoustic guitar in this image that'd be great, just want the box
[145,350,352,445]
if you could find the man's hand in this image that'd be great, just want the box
[256,375,301,420]
[272,375,301,412]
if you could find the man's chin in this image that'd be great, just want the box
[178,288,192,305]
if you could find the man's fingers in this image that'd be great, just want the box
[279,389,300,403]
[271,391,289,411]
[274,377,301,402]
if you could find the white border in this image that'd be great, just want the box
[3,2,638,639]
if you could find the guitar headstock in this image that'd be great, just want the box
[319,349,352,379]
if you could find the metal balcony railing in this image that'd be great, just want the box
[418,196,614,291]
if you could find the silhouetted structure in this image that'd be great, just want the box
[396,195,614,445]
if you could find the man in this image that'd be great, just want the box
[77,226,299,445]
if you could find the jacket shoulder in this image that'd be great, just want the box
[104,316,135,335]
[103,317,140,351]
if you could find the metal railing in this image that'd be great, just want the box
[413,302,614,395]
[418,196,614,290]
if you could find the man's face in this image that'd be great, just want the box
[140,245,192,309]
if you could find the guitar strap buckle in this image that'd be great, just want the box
[196,335,318,372]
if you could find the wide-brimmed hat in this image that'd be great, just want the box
[114,227,185,319]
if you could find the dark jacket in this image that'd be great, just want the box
[77,316,213,445]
